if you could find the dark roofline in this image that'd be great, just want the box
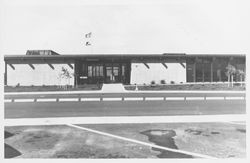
[4,53,246,58]
[4,53,245,64]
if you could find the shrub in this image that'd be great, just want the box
[160,80,166,84]
[151,80,156,85]
[170,81,175,84]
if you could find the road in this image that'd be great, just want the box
[5,100,245,118]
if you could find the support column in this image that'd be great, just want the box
[74,62,77,87]
[193,62,196,82]
[127,62,131,84]
[4,62,7,85]
[202,65,205,82]
[202,59,204,82]
[211,61,213,82]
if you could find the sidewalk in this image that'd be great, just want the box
[4,89,246,95]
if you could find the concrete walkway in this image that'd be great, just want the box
[4,90,246,95]
[5,114,246,126]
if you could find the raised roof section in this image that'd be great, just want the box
[26,50,59,55]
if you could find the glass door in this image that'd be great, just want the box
[105,64,121,83]
[106,66,113,83]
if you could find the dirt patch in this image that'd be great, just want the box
[21,131,60,150]
[140,129,193,158]
[5,125,151,158]
[185,128,221,136]
[211,131,220,135]
[55,151,129,159]
[185,129,203,135]
[236,129,246,133]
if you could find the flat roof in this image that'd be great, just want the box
[4,53,245,64]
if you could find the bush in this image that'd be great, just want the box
[170,81,175,84]
[151,80,156,85]
[160,80,166,84]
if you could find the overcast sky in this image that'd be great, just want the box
[0,0,249,54]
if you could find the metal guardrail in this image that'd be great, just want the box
[4,92,246,103]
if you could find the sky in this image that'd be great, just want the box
[0,0,249,54]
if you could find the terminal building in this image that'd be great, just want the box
[4,50,246,86]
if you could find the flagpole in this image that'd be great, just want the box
[91,34,93,55]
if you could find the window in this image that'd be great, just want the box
[88,66,92,77]
[99,66,103,76]
[113,67,119,76]
[88,65,104,77]
[122,65,125,76]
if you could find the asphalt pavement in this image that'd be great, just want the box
[4,91,246,118]
[5,100,245,118]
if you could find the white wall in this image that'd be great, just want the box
[130,63,186,84]
[7,64,74,86]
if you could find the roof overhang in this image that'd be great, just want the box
[4,54,245,64]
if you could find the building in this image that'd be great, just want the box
[4,50,246,86]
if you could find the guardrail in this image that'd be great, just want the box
[4,92,246,103]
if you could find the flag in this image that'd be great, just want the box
[85,32,92,38]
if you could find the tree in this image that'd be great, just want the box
[225,64,236,87]
[59,67,73,90]
[237,69,245,87]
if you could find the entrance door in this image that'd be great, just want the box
[105,64,121,83]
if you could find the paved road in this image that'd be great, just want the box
[5,100,245,118]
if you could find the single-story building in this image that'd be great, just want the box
[4,50,246,86]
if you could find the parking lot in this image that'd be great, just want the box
[5,121,246,158]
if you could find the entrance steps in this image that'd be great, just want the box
[101,83,127,93]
